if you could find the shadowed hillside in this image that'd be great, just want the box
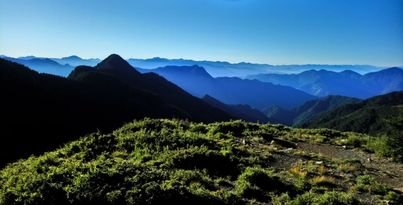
[303,91,403,160]
[264,95,361,125]
[303,91,403,135]
[0,56,231,166]
[203,95,269,123]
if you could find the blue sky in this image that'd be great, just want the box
[0,0,402,66]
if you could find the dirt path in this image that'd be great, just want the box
[297,142,403,191]
[297,142,359,159]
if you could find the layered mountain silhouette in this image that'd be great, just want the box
[1,55,382,78]
[52,55,100,67]
[0,55,232,166]
[128,57,381,77]
[1,56,74,76]
[69,54,232,122]
[139,65,316,109]
[302,91,403,137]
[202,95,269,123]
[248,68,403,98]
[264,95,361,125]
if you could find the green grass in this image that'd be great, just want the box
[0,119,400,205]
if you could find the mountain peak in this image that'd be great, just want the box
[381,67,402,72]
[365,67,403,77]
[62,55,82,60]
[340,70,361,77]
[104,54,125,62]
[340,70,359,74]
[155,65,213,79]
[96,54,138,73]
[202,94,218,102]
[188,65,212,77]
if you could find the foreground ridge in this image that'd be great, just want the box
[1,119,402,205]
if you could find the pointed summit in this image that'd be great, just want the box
[154,65,213,79]
[96,54,139,74]
[188,65,213,78]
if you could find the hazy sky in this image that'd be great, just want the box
[1,0,402,66]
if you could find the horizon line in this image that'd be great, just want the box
[1,53,399,68]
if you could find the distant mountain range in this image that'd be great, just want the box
[0,56,75,76]
[1,55,383,78]
[138,65,316,109]
[0,55,232,166]
[128,58,382,77]
[52,55,100,67]
[1,54,401,115]
[248,68,403,98]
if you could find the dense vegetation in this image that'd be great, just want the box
[264,95,360,125]
[303,91,403,161]
[1,119,401,205]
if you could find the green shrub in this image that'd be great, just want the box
[384,190,403,204]
[168,148,240,177]
[366,136,393,157]
[235,167,294,202]
[355,175,388,195]
[291,191,358,205]
[209,120,259,138]
[0,119,398,205]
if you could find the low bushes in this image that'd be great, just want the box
[0,119,397,205]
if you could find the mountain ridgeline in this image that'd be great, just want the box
[128,58,382,77]
[1,54,383,78]
[0,56,75,76]
[263,95,361,126]
[302,91,403,160]
[303,91,403,136]
[0,55,232,166]
[2,55,400,101]
[248,68,403,98]
[202,95,269,123]
[138,65,316,109]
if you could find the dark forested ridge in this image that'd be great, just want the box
[264,95,361,126]
[303,91,403,135]
[0,56,231,166]
[69,54,231,122]
[202,95,269,123]
[303,91,403,160]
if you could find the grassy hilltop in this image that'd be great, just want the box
[0,119,402,205]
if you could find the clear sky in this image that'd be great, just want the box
[1,0,402,66]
